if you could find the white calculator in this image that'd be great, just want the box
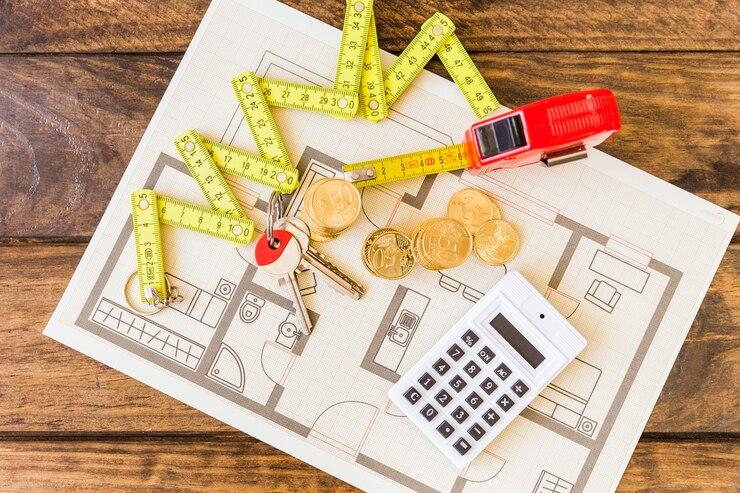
[389,271,587,468]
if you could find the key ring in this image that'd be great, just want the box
[266,191,284,248]
[124,271,183,315]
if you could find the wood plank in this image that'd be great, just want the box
[0,53,737,239]
[0,0,737,53]
[0,438,736,491]
[0,243,736,433]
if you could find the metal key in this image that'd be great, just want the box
[274,216,365,300]
[254,229,313,335]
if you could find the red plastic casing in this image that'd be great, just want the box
[464,89,621,173]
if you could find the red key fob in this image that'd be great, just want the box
[254,230,294,267]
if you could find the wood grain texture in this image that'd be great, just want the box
[0,55,176,238]
[0,0,738,53]
[0,438,737,492]
[1,243,737,433]
[0,53,737,239]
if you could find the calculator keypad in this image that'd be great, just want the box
[391,324,536,466]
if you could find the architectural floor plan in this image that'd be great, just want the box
[44,1,738,492]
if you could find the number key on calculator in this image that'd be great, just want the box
[389,272,586,468]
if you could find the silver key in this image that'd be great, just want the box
[256,230,313,335]
[274,216,365,300]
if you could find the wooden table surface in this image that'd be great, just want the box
[0,0,738,491]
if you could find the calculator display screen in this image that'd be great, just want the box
[489,313,545,368]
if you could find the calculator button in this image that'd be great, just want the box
[497,393,514,412]
[511,379,529,397]
[483,408,500,426]
[433,358,451,376]
[418,372,436,390]
[467,423,486,441]
[451,406,469,424]
[463,360,481,378]
[453,437,472,455]
[479,377,498,395]
[420,403,439,421]
[477,346,495,364]
[446,343,465,362]
[494,362,512,380]
[436,420,455,438]
[465,391,483,409]
[434,389,453,407]
[449,375,467,392]
[403,387,422,405]
[461,329,479,347]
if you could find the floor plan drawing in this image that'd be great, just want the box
[44,1,738,492]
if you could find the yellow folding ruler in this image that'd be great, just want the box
[343,143,469,188]
[174,130,248,219]
[335,0,374,94]
[437,34,499,118]
[131,190,168,305]
[359,13,388,121]
[333,6,499,121]
[157,194,254,244]
[201,137,298,195]
[131,189,255,304]
[383,12,456,108]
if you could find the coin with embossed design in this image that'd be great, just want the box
[474,219,520,265]
[362,228,415,279]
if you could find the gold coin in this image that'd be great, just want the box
[413,218,472,270]
[474,219,520,265]
[362,228,415,279]
[447,188,501,234]
[304,178,361,231]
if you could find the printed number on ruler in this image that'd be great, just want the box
[260,78,358,120]
[359,13,388,121]
[131,189,168,304]
[201,138,299,194]
[174,130,247,219]
[335,0,374,94]
[232,71,293,166]
[437,34,499,118]
[157,195,255,245]
[384,12,455,107]
[343,143,469,187]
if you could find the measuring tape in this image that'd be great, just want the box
[201,137,299,194]
[157,194,254,244]
[437,34,500,118]
[131,190,168,304]
[174,130,247,219]
[343,143,469,187]
[383,12,455,108]
[335,0,374,94]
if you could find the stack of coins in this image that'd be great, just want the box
[447,188,519,265]
[362,228,416,280]
[299,178,362,242]
[412,218,472,270]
